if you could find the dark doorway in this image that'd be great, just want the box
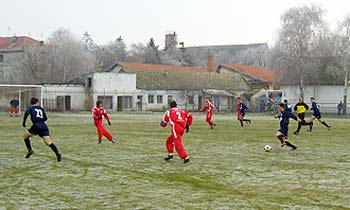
[137,95,143,111]
[65,95,71,111]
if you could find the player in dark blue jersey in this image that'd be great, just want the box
[275,103,301,150]
[283,99,292,112]
[237,97,251,127]
[309,97,331,131]
[22,97,62,161]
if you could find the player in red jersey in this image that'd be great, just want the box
[160,101,193,163]
[92,100,116,144]
[200,97,216,129]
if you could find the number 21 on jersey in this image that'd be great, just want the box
[35,108,43,118]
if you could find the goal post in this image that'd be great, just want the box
[0,84,43,114]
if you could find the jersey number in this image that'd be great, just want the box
[35,109,44,118]
[176,111,183,120]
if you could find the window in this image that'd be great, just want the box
[97,96,113,109]
[0,54,3,63]
[157,95,163,104]
[188,95,194,104]
[148,95,154,103]
[118,96,132,109]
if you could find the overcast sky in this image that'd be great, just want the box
[1,0,350,47]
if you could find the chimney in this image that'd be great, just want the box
[10,36,18,44]
[165,32,177,50]
[207,55,214,72]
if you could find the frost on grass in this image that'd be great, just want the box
[1,113,350,209]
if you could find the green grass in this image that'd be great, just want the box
[0,112,350,210]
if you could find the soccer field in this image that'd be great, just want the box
[0,112,349,210]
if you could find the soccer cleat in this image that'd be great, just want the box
[57,153,62,162]
[97,140,102,145]
[25,150,34,159]
[294,131,299,135]
[183,157,190,164]
[291,145,297,151]
[164,154,173,161]
[111,138,117,144]
[328,126,331,131]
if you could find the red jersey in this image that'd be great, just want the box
[201,100,215,112]
[237,101,241,112]
[161,108,193,128]
[92,106,110,126]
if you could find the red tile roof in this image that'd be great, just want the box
[220,64,275,83]
[0,36,42,50]
[118,62,210,72]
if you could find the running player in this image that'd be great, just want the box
[92,100,116,144]
[200,97,215,129]
[237,97,251,127]
[275,103,301,150]
[161,101,192,163]
[22,97,62,161]
[309,97,331,131]
[293,97,312,135]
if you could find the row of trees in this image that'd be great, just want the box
[16,29,268,84]
[270,5,350,114]
[13,5,350,112]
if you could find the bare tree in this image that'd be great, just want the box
[12,28,95,84]
[93,37,128,70]
[46,29,95,83]
[334,16,350,114]
[273,5,325,97]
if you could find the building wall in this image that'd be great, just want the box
[91,73,138,111]
[0,51,25,84]
[282,85,350,113]
[43,85,86,111]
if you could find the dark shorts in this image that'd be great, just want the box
[297,113,305,120]
[313,113,322,120]
[28,123,50,137]
[278,126,289,137]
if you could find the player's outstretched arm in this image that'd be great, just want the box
[22,108,30,127]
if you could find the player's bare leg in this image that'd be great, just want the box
[318,118,331,130]
[276,131,296,150]
[43,136,62,162]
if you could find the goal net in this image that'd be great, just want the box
[0,84,43,114]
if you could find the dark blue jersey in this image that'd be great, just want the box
[279,110,297,128]
[22,105,48,126]
[284,103,292,112]
[10,99,19,106]
[311,102,321,115]
[240,103,248,113]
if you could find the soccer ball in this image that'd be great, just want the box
[264,145,272,152]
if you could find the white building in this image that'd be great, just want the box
[282,85,349,113]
